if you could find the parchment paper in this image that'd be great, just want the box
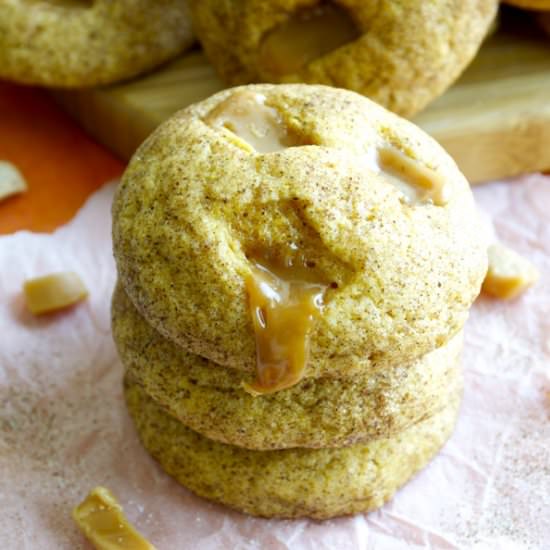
[0,176,548,549]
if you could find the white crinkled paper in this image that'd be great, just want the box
[0,176,549,549]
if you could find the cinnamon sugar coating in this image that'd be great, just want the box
[113,84,487,378]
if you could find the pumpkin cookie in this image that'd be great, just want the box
[188,0,498,117]
[0,0,194,87]
[124,378,461,519]
[113,84,487,385]
[113,283,464,450]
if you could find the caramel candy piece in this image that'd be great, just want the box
[23,271,88,315]
[259,4,359,77]
[244,249,325,395]
[0,161,27,202]
[482,243,539,300]
[205,90,302,153]
[378,147,448,206]
[73,486,156,550]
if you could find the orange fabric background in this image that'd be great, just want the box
[0,81,124,235]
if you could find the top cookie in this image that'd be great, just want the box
[0,0,194,87]
[189,0,498,117]
[113,84,487,379]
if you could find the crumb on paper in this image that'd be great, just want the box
[73,486,156,550]
[482,243,539,300]
[23,272,88,315]
[0,160,27,202]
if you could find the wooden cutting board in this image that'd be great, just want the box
[54,13,550,184]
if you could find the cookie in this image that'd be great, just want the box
[113,282,464,450]
[113,84,487,386]
[0,0,194,87]
[124,378,461,519]
[188,0,498,117]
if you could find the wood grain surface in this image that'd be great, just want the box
[54,12,550,184]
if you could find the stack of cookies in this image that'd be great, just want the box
[112,84,487,519]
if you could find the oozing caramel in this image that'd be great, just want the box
[259,3,360,76]
[205,91,301,153]
[244,247,325,395]
[378,147,448,206]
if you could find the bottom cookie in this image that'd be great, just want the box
[125,378,461,519]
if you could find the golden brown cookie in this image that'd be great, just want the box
[113,84,488,381]
[0,0,194,87]
[113,282,464,450]
[124,378,461,519]
[188,0,498,117]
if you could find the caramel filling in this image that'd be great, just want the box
[73,487,155,550]
[205,91,301,153]
[259,3,360,76]
[244,249,325,395]
[377,147,448,206]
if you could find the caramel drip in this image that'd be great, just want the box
[243,250,325,395]
[259,3,360,76]
[205,91,301,153]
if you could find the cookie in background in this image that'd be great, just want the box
[188,0,498,117]
[0,0,195,88]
